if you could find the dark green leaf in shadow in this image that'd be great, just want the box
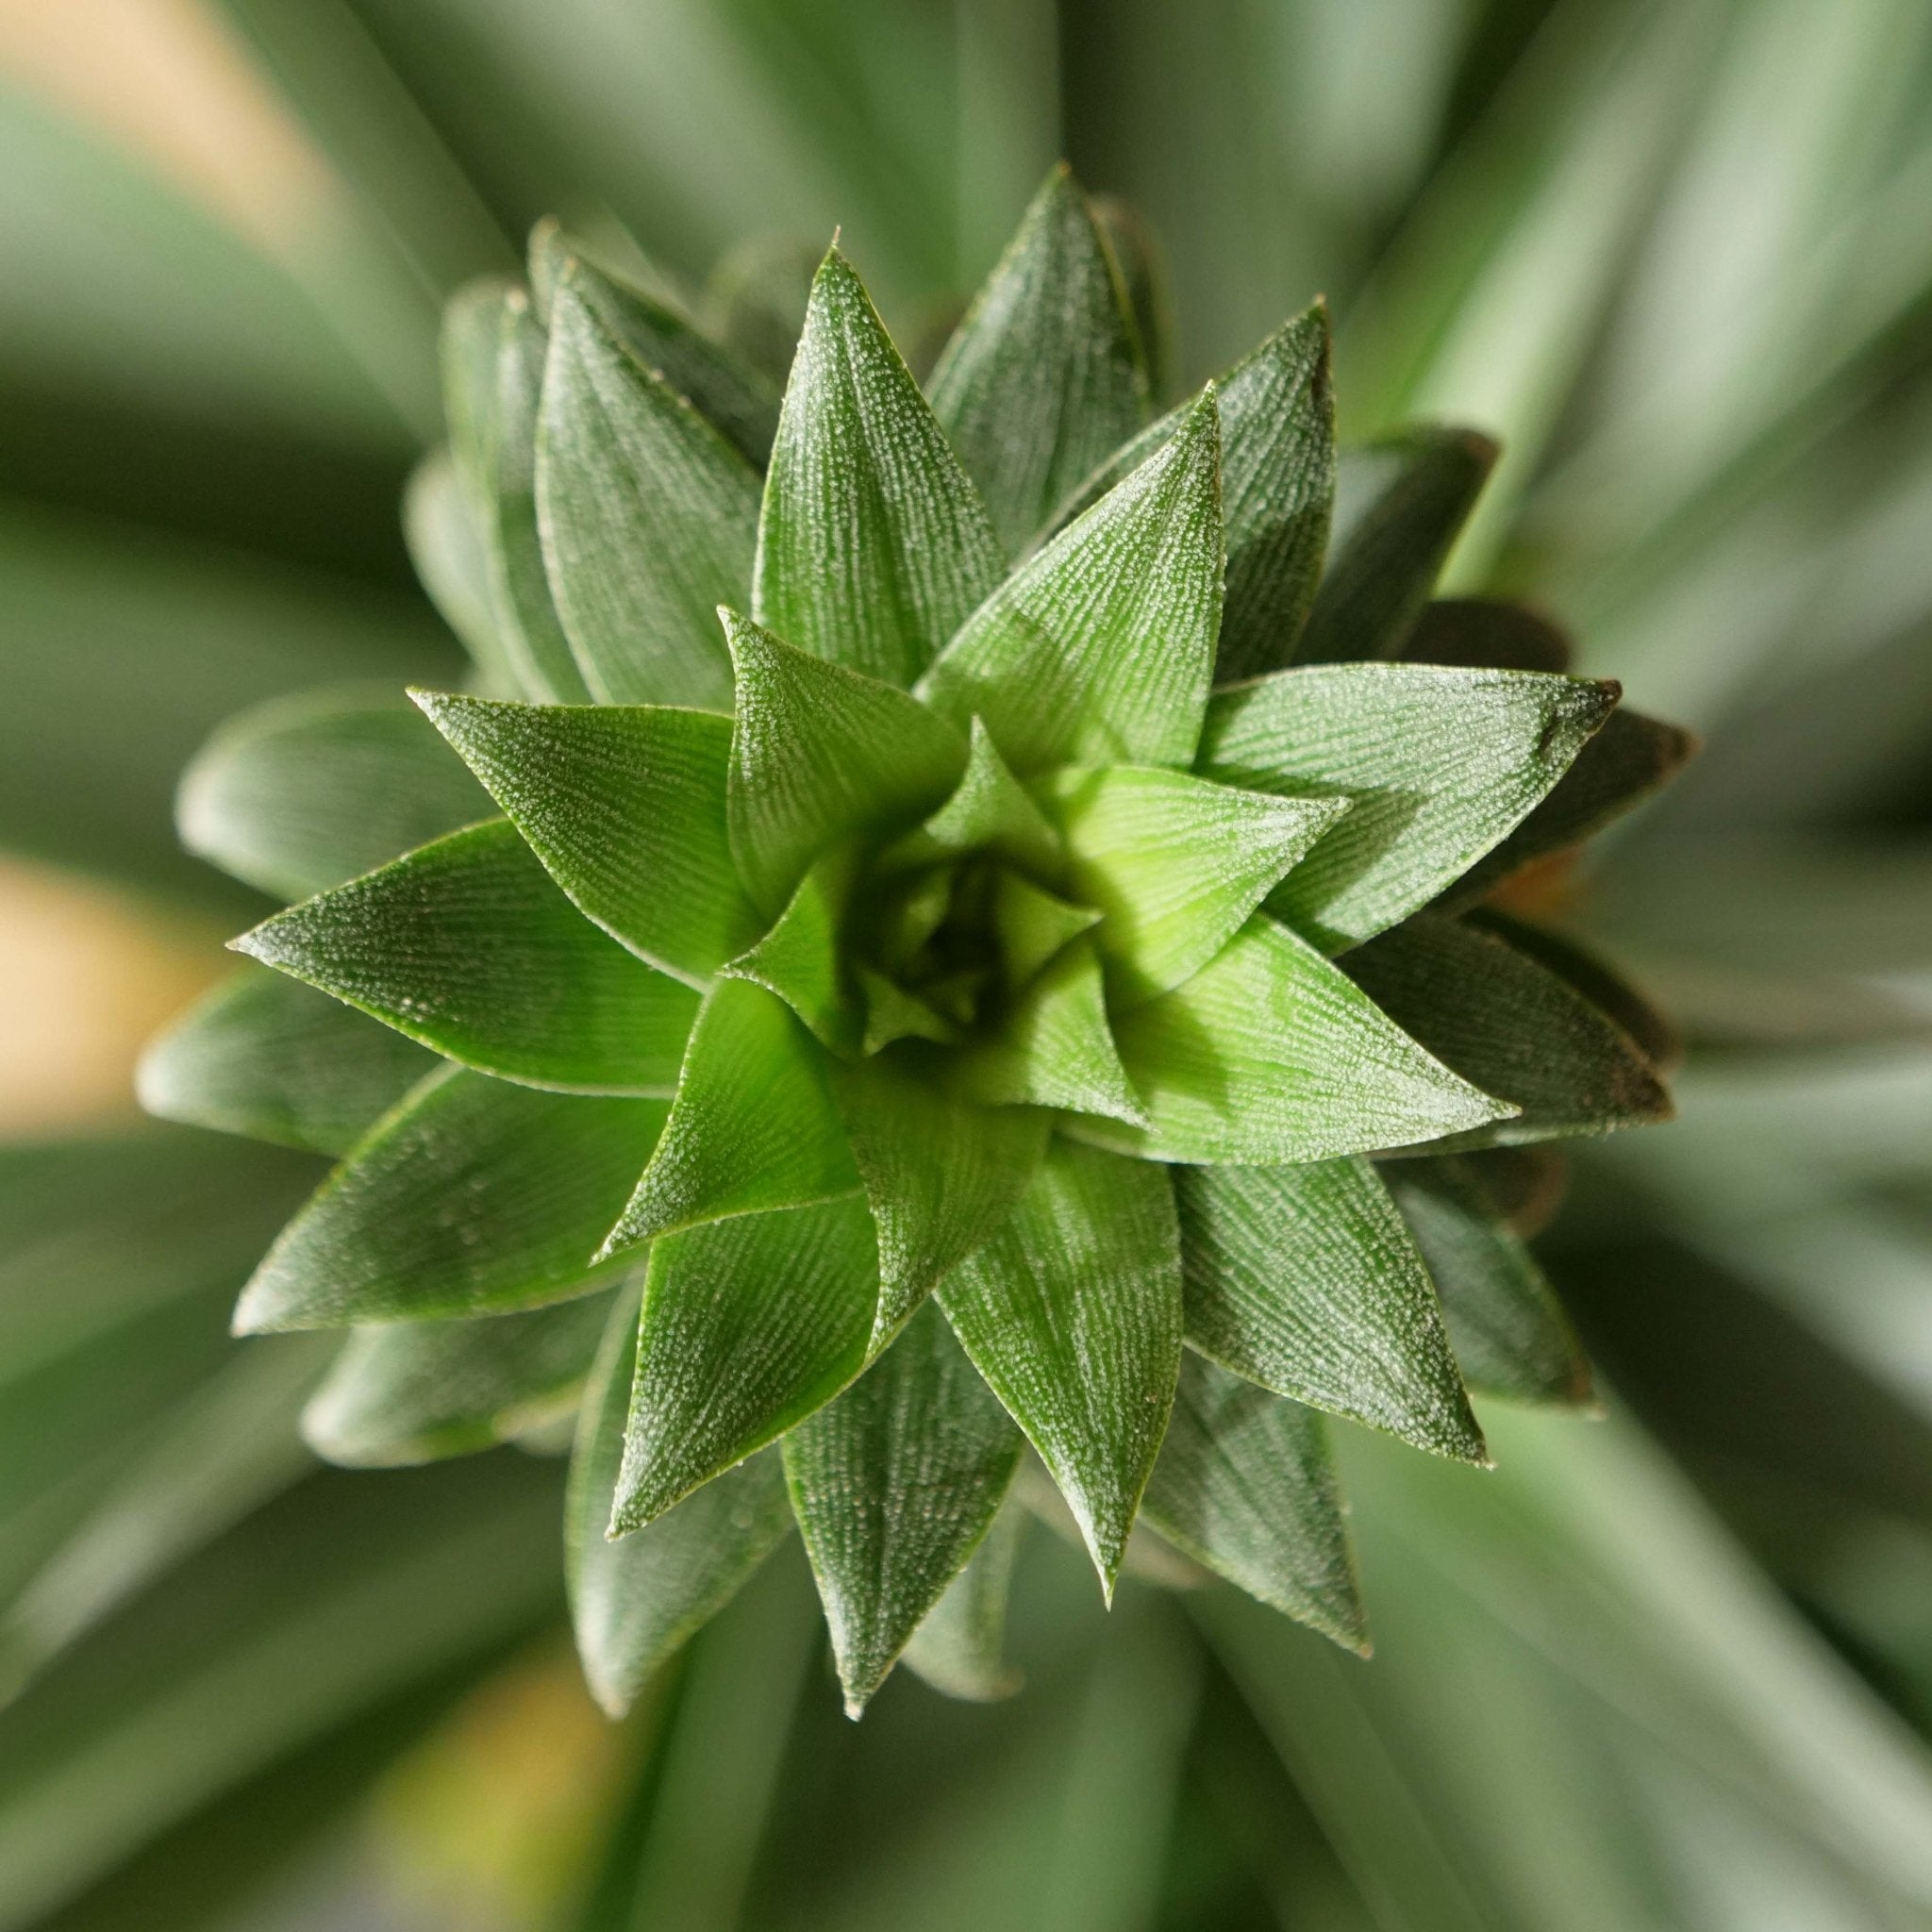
[899,1495,1027,1704]
[875,715,1063,879]
[403,449,518,692]
[721,853,861,1054]
[1401,597,1574,674]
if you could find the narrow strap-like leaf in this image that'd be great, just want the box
[568,1279,792,1717]
[1091,915,1509,1164]
[938,1141,1182,1592]
[537,266,758,708]
[724,610,968,912]
[783,1300,1024,1715]
[876,716,1063,879]
[1294,426,1496,663]
[1437,708,1698,909]
[899,1497,1027,1703]
[1041,764,1346,1007]
[1174,1158,1484,1462]
[441,280,591,704]
[601,977,858,1256]
[829,1050,1050,1350]
[1401,597,1574,673]
[1385,1156,1592,1407]
[1198,662,1616,951]
[754,247,1005,686]
[919,391,1224,774]
[138,965,437,1157]
[1343,913,1672,1148]
[177,688,493,903]
[303,1291,617,1466]
[956,937,1147,1127]
[403,450,519,692]
[416,692,756,986]
[612,1192,879,1530]
[235,820,698,1095]
[235,1068,666,1331]
[531,221,779,467]
[927,165,1150,555]
[1141,1355,1366,1652]
[720,853,860,1054]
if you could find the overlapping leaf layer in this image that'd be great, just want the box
[145,168,1682,1718]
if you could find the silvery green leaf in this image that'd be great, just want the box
[235,1068,666,1331]
[1198,662,1617,951]
[567,1279,792,1717]
[138,965,436,1156]
[1344,913,1672,1148]
[899,1496,1027,1704]
[1141,1355,1366,1652]
[1402,596,1574,673]
[1295,426,1497,663]
[784,1301,1024,1715]
[235,820,698,1095]
[613,1193,879,1530]
[828,1051,1049,1349]
[723,610,968,912]
[721,852,860,1054]
[402,450,518,692]
[537,267,758,708]
[1174,1158,1484,1462]
[939,1141,1182,1591]
[1439,707,1699,909]
[956,937,1147,1128]
[1059,306,1334,681]
[876,715,1063,879]
[920,391,1223,774]
[530,221,779,466]
[1386,1156,1592,1407]
[1091,915,1509,1164]
[1040,764,1346,1007]
[416,691,757,985]
[927,165,1150,555]
[601,978,858,1255]
[302,1291,618,1466]
[753,247,1005,686]
[176,687,492,903]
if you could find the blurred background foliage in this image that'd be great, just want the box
[3,0,1932,1925]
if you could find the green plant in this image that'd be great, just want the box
[141,167,1684,1722]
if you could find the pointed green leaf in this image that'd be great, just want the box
[1091,915,1509,1164]
[177,688,493,903]
[992,870,1103,987]
[236,1069,666,1331]
[403,449,518,692]
[613,1193,879,1529]
[1092,193,1175,402]
[958,937,1145,1127]
[877,717,1063,879]
[1385,1156,1591,1407]
[720,852,859,1054]
[415,691,757,984]
[724,610,969,911]
[235,820,698,1094]
[919,391,1224,773]
[927,165,1150,554]
[829,1050,1049,1348]
[900,1497,1027,1703]
[1056,307,1334,681]
[602,978,858,1255]
[939,1141,1182,1591]
[139,965,437,1156]
[1438,708,1698,908]
[858,969,957,1055]
[568,1279,792,1717]
[784,1301,1024,1715]
[303,1291,618,1466]
[1174,1158,1483,1462]
[1471,910,1680,1073]
[1198,663,1617,951]
[1295,427,1497,663]
[531,221,779,466]
[701,233,820,388]
[1141,1356,1365,1652]
[1343,913,1672,1148]
[1402,597,1574,674]
[753,247,1005,685]
[537,268,758,708]
[441,280,591,704]
[1041,764,1347,1007]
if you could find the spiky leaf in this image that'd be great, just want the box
[900,1499,1026,1702]
[877,716,1062,879]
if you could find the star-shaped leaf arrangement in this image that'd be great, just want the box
[143,167,1687,1720]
